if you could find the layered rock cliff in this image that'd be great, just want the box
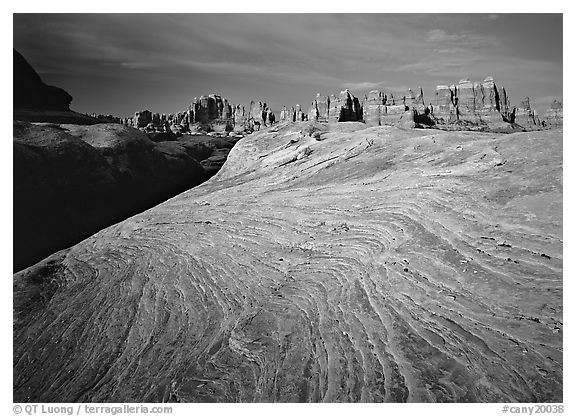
[14,122,562,403]
[283,76,560,132]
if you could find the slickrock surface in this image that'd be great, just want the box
[14,122,562,403]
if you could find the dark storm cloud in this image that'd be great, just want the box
[13,13,562,116]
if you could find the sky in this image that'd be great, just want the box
[13,13,563,117]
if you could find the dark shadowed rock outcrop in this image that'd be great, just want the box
[13,49,100,125]
[13,121,206,272]
[14,122,562,403]
[13,49,71,111]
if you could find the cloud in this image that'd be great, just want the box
[341,81,388,90]
[120,62,157,69]
[13,14,562,118]
[425,29,497,48]
[426,29,463,43]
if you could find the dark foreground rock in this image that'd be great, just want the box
[13,49,102,125]
[14,121,562,402]
[13,49,71,111]
[13,121,206,272]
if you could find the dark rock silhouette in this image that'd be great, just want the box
[13,49,100,124]
[13,49,72,110]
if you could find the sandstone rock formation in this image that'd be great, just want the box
[134,110,153,128]
[13,121,207,272]
[512,97,539,129]
[288,76,557,132]
[14,122,562,403]
[306,90,361,123]
[430,77,513,130]
[125,95,273,135]
[360,89,411,127]
[361,90,386,126]
[13,49,71,111]
[545,100,563,128]
[328,89,362,122]
[13,49,100,124]
[308,94,330,123]
[280,106,291,122]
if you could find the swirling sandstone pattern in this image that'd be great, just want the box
[14,122,562,403]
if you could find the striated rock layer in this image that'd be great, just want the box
[14,122,562,403]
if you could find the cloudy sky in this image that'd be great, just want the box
[13,14,562,117]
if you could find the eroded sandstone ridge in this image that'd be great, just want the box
[14,121,562,402]
[124,96,275,135]
[282,77,562,132]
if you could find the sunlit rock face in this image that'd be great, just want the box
[545,100,563,128]
[308,94,331,123]
[327,90,362,123]
[430,77,513,129]
[14,122,562,403]
[361,90,386,126]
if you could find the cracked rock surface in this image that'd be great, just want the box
[13,121,562,403]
